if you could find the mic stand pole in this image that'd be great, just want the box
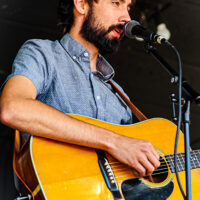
[144,43,199,200]
[182,98,192,200]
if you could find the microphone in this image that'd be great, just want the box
[123,20,167,44]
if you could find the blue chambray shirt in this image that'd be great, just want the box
[6,33,132,131]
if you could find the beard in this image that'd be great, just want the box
[80,6,124,55]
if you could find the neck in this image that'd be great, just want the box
[150,149,200,177]
[69,27,99,72]
[165,149,200,173]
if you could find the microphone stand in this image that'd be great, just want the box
[144,43,200,200]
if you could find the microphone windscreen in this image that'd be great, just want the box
[123,20,141,39]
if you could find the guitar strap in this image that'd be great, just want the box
[109,80,148,122]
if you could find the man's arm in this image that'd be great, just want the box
[0,75,160,176]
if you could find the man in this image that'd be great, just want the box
[0,0,160,178]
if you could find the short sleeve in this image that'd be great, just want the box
[7,39,52,95]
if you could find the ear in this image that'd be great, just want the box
[73,0,89,15]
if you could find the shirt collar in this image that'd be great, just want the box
[96,54,115,82]
[60,33,87,58]
[60,33,115,81]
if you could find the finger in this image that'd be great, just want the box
[133,162,147,177]
[148,145,160,160]
[143,141,160,160]
[146,151,161,169]
[153,148,160,160]
[139,157,155,176]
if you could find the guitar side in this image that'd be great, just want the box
[14,115,200,199]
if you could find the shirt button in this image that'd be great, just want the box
[97,96,100,100]
[84,52,89,57]
[72,56,76,60]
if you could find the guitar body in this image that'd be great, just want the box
[14,115,200,200]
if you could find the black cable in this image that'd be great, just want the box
[165,40,186,199]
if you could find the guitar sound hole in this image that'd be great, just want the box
[143,156,169,183]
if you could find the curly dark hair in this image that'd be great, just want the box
[57,0,98,35]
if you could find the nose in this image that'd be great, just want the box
[118,9,131,23]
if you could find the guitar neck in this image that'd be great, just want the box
[165,149,200,173]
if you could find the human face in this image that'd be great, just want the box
[80,0,133,54]
[94,0,132,39]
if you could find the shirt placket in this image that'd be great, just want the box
[90,73,105,121]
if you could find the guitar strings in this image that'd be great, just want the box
[109,154,200,167]
[112,162,200,179]
[112,162,199,178]
[105,151,200,180]
[165,149,200,157]
[165,153,200,158]
[108,152,200,166]
[111,162,198,174]
[112,166,172,175]
[107,153,200,178]
[111,166,190,178]
[109,160,200,170]
[114,165,197,179]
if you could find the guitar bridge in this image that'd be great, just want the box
[96,150,122,199]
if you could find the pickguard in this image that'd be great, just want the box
[121,178,174,200]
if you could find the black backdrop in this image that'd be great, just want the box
[0,0,200,199]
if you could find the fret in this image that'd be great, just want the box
[190,151,199,169]
[165,154,175,173]
[196,151,200,167]
[177,154,182,172]
[165,150,200,173]
[190,152,196,169]
[191,150,200,168]
[178,153,185,171]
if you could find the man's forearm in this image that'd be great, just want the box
[0,97,115,151]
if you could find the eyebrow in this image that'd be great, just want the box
[119,0,135,7]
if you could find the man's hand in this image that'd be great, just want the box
[108,135,160,177]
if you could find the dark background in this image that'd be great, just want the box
[0,0,200,199]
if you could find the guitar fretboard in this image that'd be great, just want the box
[165,150,200,173]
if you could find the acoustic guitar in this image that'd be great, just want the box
[13,115,200,200]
